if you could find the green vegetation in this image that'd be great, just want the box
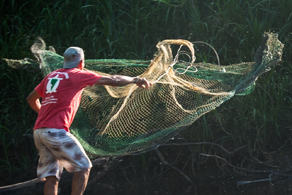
[0,0,291,185]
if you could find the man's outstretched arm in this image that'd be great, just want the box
[26,90,42,113]
[95,75,152,89]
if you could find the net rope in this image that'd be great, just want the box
[4,32,284,157]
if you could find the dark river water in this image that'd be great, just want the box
[82,180,292,195]
[4,164,291,195]
[79,154,292,195]
[176,179,292,195]
[5,154,290,195]
[83,173,292,195]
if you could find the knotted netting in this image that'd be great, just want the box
[4,32,284,157]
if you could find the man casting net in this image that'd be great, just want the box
[5,32,284,157]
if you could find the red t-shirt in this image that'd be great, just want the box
[33,68,101,132]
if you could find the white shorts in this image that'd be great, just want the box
[33,128,92,181]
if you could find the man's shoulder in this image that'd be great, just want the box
[80,69,101,76]
[48,68,101,79]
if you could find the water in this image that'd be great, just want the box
[83,160,292,195]
[84,177,292,195]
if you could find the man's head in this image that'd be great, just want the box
[63,47,84,69]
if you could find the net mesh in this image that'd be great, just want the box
[4,32,284,157]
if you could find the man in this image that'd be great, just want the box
[26,46,152,195]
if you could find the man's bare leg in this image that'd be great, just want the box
[71,169,91,195]
[44,176,58,195]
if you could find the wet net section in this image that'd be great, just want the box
[5,33,284,157]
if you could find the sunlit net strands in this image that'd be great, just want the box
[4,32,284,157]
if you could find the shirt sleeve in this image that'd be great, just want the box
[35,78,46,97]
[80,70,102,88]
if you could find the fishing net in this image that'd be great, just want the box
[4,32,284,157]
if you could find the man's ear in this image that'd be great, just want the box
[76,60,84,69]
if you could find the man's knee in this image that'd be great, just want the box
[46,176,59,185]
[73,168,91,182]
[86,168,91,175]
[78,168,91,176]
[85,168,91,173]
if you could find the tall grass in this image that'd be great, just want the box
[0,66,42,184]
[0,0,292,184]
